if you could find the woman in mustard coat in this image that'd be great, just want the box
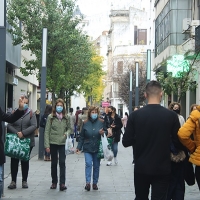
[178,106,200,190]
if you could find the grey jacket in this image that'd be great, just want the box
[7,109,37,147]
[77,118,107,153]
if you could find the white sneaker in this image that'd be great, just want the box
[106,161,112,166]
[114,157,118,165]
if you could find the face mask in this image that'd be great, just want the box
[56,106,63,113]
[173,109,180,114]
[91,113,98,120]
[108,111,112,115]
[23,104,28,111]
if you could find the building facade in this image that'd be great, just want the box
[154,0,200,118]
[106,7,148,116]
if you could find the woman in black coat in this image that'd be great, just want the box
[105,106,123,166]
[0,97,25,198]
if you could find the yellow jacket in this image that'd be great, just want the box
[178,107,200,166]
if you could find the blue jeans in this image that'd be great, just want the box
[84,152,100,184]
[112,142,118,157]
[0,165,3,199]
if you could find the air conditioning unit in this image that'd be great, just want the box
[191,20,200,36]
[182,18,191,33]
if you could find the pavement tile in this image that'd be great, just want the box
[2,141,200,199]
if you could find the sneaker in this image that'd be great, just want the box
[22,181,28,188]
[106,162,112,166]
[114,157,118,165]
[8,181,16,189]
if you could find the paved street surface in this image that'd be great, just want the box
[2,139,200,200]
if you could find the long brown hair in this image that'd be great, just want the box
[52,98,66,116]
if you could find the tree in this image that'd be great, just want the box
[118,61,146,108]
[78,54,105,106]
[156,52,199,103]
[7,0,95,104]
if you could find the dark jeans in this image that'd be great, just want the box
[195,166,200,190]
[50,144,66,185]
[134,171,170,200]
[11,147,33,182]
[167,162,185,200]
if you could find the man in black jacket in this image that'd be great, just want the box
[122,81,181,200]
[0,97,25,198]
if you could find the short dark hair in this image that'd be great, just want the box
[76,106,80,110]
[69,108,73,113]
[44,105,52,115]
[145,81,162,96]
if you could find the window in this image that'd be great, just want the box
[138,29,147,45]
[117,61,123,74]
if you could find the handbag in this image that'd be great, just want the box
[184,154,195,186]
[170,150,186,163]
[97,137,113,159]
[5,133,31,161]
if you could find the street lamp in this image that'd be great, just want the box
[129,70,132,114]
[146,49,151,83]
[135,62,139,107]
[0,0,6,197]
[38,28,47,160]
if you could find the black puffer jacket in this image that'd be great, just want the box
[0,108,24,165]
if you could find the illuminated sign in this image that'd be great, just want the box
[167,55,189,77]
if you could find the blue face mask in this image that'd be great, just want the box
[23,104,28,111]
[91,113,98,120]
[56,106,63,113]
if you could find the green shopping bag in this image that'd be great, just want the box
[5,133,31,161]
[97,137,113,159]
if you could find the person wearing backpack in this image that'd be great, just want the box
[7,96,37,189]
[40,105,52,161]
[44,98,71,191]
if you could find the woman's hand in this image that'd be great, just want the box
[46,148,50,153]
[76,149,81,154]
[17,132,24,138]
[99,128,104,135]
[107,128,112,137]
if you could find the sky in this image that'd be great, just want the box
[76,0,148,39]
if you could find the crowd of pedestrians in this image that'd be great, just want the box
[1,81,200,200]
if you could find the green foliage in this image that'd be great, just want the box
[7,0,100,99]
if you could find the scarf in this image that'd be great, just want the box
[56,112,63,121]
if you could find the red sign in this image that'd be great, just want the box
[102,102,110,107]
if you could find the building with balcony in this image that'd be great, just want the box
[153,0,200,118]
[106,7,148,116]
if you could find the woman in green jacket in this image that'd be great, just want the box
[44,98,71,191]
[76,106,108,191]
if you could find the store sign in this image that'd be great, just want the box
[102,102,110,107]
[167,55,189,77]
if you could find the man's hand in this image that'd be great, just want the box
[18,96,25,110]
[17,132,24,138]
[107,128,113,137]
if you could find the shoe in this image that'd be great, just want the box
[60,184,67,191]
[22,181,28,188]
[85,183,90,191]
[8,181,16,189]
[92,184,98,190]
[106,162,112,166]
[50,183,57,189]
[114,157,118,165]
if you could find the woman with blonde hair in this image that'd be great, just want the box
[44,98,71,191]
[76,106,107,191]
